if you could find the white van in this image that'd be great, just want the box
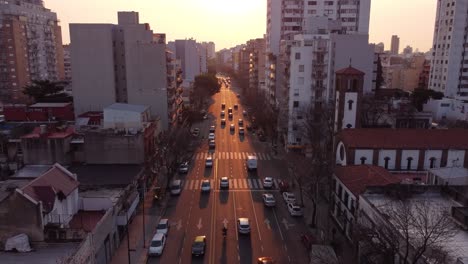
[170,180,182,195]
[246,156,257,171]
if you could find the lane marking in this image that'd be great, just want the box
[273,208,285,241]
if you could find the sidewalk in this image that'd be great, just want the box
[110,182,168,264]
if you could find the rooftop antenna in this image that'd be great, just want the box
[349,57,352,67]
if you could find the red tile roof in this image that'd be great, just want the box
[339,128,468,149]
[334,165,400,197]
[336,66,365,75]
[21,164,79,212]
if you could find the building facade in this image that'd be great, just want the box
[390,35,400,55]
[0,0,64,103]
[70,12,169,130]
[429,0,468,98]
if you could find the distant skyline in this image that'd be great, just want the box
[45,0,436,52]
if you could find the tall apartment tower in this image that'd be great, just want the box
[265,0,371,105]
[0,0,64,103]
[429,0,468,98]
[174,39,202,82]
[390,35,400,55]
[70,12,169,130]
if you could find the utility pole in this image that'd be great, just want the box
[126,212,131,264]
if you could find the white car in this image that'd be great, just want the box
[205,156,213,167]
[263,177,274,189]
[237,218,251,234]
[262,193,276,207]
[178,162,189,173]
[220,177,229,189]
[201,180,211,192]
[282,192,296,203]
[156,219,169,235]
[208,133,215,140]
[148,233,166,256]
[287,203,303,217]
[209,126,216,133]
[243,110,247,116]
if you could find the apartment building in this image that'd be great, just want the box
[70,12,169,130]
[173,39,203,83]
[0,0,64,103]
[390,35,400,55]
[429,0,468,98]
[265,0,371,106]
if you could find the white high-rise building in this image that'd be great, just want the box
[429,0,468,98]
[70,12,169,130]
[201,41,216,59]
[265,0,371,106]
[174,39,205,82]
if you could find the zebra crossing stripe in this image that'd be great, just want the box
[240,179,247,189]
[248,179,253,188]
[229,152,233,159]
[257,153,263,160]
[233,179,238,189]
[273,179,279,188]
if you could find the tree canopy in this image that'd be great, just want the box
[23,80,72,103]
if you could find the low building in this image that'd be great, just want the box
[427,167,468,185]
[4,103,75,122]
[332,165,400,240]
[0,164,79,242]
[335,129,468,171]
[21,125,75,165]
[358,185,468,263]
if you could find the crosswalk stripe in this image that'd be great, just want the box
[240,152,245,159]
[229,152,233,159]
[257,153,263,160]
[252,179,258,189]
[229,179,234,188]
[212,152,216,159]
[248,179,254,188]
[247,179,252,188]
[235,152,239,159]
[265,153,271,160]
[273,179,279,188]
[257,179,263,188]
[233,179,238,189]
[240,179,247,189]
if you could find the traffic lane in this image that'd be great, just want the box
[274,193,312,264]
[234,190,263,263]
[250,191,290,263]
[147,181,197,264]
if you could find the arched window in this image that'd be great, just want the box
[384,157,390,169]
[406,157,413,170]
[429,157,436,169]
[360,157,367,165]
[348,100,354,110]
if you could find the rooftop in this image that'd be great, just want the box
[429,167,468,183]
[336,66,365,76]
[0,242,80,264]
[68,165,142,188]
[11,165,53,179]
[69,210,105,232]
[334,165,400,197]
[362,186,468,262]
[20,164,79,213]
[339,128,468,149]
[29,103,71,108]
[105,103,149,113]
[0,179,30,203]
[21,126,75,139]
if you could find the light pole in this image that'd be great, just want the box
[126,212,131,264]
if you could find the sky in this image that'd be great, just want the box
[45,0,436,52]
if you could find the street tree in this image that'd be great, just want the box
[23,80,71,103]
[411,88,444,111]
[191,73,221,111]
[360,95,391,128]
[356,196,457,264]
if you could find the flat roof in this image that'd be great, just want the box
[105,103,149,113]
[363,190,468,261]
[0,242,80,264]
[11,165,53,179]
[68,164,142,188]
[29,102,71,108]
[429,167,468,179]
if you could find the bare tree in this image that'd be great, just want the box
[356,199,457,264]
[360,95,391,128]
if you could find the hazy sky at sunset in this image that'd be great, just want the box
[45,0,436,52]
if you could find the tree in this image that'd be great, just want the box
[412,88,444,111]
[23,80,71,103]
[191,74,221,111]
[356,197,457,264]
[360,95,392,128]
[375,55,384,91]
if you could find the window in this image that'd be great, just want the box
[384,157,390,169]
[348,100,354,110]
[299,65,304,72]
[308,1,317,5]
[429,157,436,169]
[338,185,343,199]
[295,52,301,60]
[360,157,367,165]
[406,157,413,170]
[344,193,349,207]
[293,101,299,108]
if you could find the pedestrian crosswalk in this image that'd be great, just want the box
[177,178,279,190]
[194,152,272,161]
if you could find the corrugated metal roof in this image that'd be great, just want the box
[105,103,149,113]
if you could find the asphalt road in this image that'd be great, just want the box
[148,78,310,264]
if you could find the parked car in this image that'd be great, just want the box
[258,133,266,142]
[156,219,169,235]
[243,110,247,116]
[263,177,273,189]
[191,128,200,137]
[279,180,289,193]
[220,177,229,189]
[170,180,182,195]
[237,218,251,234]
[178,162,189,173]
[282,192,296,203]
[208,133,215,140]
[238,119,244,126]
[262,193,276,207]
[287,203,303,217]
[148,233,166,256]
[201,180,211,192]
[191,236,206,256]
[209,139,216,149]
[209,126,216,133]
